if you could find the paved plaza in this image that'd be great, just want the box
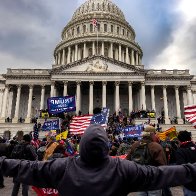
[1,177,183,196]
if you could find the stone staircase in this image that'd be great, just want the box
[0,122,195,141]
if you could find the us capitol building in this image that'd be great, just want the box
[0,0,196,136]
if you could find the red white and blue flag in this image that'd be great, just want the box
[184,105,196,128]
[69,108,109,135]
[92,18,98,27]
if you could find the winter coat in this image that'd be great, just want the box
[175,141,196,191]
[0,125,196,196]
[126,138,167,166]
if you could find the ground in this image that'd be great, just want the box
[1,177,183,196]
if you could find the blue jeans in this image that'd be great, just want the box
[183,187,196,196]
[136,190,162,196]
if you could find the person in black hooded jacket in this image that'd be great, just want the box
[175,130,196,195]
[0,124,196,196]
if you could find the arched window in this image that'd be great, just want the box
[83,25,86,33]
[77,26,80,34]
[72,28,74,36]
[111,25,113,33]
[104,24,107,32]
[122,29,125,35]
[97,23,100,32]
[117,26,119,35]
[90,24,93,32]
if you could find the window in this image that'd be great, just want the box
[72,28,74,36]
[111,25,113,33]
[77,26,80,34]
[97,23,100,32]
[122,29,125,35]
[104,24,107,32]
[117,26,119,34]
[90,24,93,32]
[83,25,86,33]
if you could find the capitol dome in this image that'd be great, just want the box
[72,0,125,21]
[54,0,143,68]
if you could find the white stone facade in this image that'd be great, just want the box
[0,0,196,127]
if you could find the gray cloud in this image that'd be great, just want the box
[0,0,195,74]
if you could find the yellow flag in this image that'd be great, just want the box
[56,130,68,141]
[157,127,177,141]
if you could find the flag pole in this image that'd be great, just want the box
[96,26,98,55]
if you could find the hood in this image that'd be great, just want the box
[79,124,109,165]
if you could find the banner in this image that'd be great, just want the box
[156,126,177,141]
[56,130,68,141]
[47,96,76,114]
[122,124,143,138]
[32,187,59,196]
[42,119,60,131]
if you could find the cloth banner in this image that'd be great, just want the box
[32,187,59,196]
[47,96,76,114]
[56,130,68,141]
[42,119,60,131]
[122,124,143,138]
[156,126,177,141]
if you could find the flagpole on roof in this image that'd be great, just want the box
[97,25,98,55]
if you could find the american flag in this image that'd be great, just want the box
[69,108,109,135]
[31,123,40,148]
[92,18,98,27]
[184,105,196,128]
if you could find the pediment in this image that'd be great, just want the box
[52,56,144,74]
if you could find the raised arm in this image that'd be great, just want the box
[0,157,67,188]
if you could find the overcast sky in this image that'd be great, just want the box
[0,0,196,74]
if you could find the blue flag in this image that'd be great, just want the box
[47,96,76,114]
[42,119,60,131]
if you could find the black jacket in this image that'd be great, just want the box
[1,125,196,196]
[175,141,196,191]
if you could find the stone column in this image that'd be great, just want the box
[0,85,9,123]
[67,46,71,64]
[163,85,170,124]
[126,47,129,64]
[63,81,68,96]
[92,42,95,55]
[58,52,61,65]
[187,85,193,105]
[101,42,104,56]
[0,89,4,117]
[76,81,81,115]
[151,85,156,111]
[115,81,120,113]
[62,49,65,64]
[55,54,58,65]
[141,82,146,110]
[175,86,183,124]
[110,42,113,58]
[136,52,139,65]
[25,85,33,123]
[102,81,107,108]
[13,85,22,123]
[40,84,45,110]
[7,88,13,120]
[50,81,55,97]
[75,44,78,61]
[119,44,122,61]
[89,81,94,114]
[128,81,133,114]
[131,49,135,65]
[84,42,87,58]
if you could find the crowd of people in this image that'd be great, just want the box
[0,111,196,196]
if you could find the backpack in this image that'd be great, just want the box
[130,142,152,165]
[10,143,26,159]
